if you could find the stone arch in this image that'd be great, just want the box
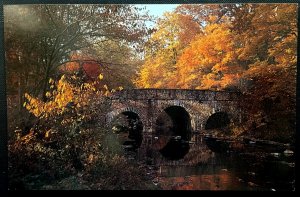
[186,101,215,131]
[106,107,145,149]
[106,107,146,127]
[155,100,197,131]
[156,100,219,132]
[153,103,192,160]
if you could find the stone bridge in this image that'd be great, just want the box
[105,89,243,162]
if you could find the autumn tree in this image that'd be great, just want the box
[232,4,297,142]
[135,4,296,142]
[175,22,244,90]
[60,40,143,89]
[135,12,201,88]
[136,5,244,90]
[175,4,238,30]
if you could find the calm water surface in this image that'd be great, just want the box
[140,135,295,191]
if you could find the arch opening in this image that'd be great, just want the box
[154,106,191,160]
[205,112,230,130]
[110,111,143,155]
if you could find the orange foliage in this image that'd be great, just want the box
[82,62,102,82]
[136,4,296,96]
[60,53,102,83]
[175,23,243,90]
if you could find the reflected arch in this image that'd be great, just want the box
[106,108,144,149]
[154,105,192,160]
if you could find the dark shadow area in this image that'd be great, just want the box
[204,136,230,153]
[159,139,190,160]
[155,106,192,160]
[111,111,143,153]
[164,106,191,141]
[122,111,143,149]
[205,112,230,130]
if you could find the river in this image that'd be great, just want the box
[136,134,295,191]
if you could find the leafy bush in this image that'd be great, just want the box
[8,74,147,190]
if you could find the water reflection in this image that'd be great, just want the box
[159,138,190,160]
[146,134,295,191]
[159,170,250,190]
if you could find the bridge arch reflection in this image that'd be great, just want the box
[154,106,192,160]
[109,109,144,151]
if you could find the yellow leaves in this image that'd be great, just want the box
[82,83,94,91]
[98,74,104,80]
[45,92,51,98]
[24,93,31,101]
[25,104,31,111]
[208,15,218,23]
[205,23,219,34]
[118,86,123,91]
[25,73,110,120]
[49,78,54,84]
[136,3,296,96]
[285,48,292,54]
[45,129,51,138]
[24,75,78,118]
[104,90,110,97]
[24,93,44,117]
[21,129,35,144]
[188,74,198,81]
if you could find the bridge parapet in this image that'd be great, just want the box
[109,89,242,101]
